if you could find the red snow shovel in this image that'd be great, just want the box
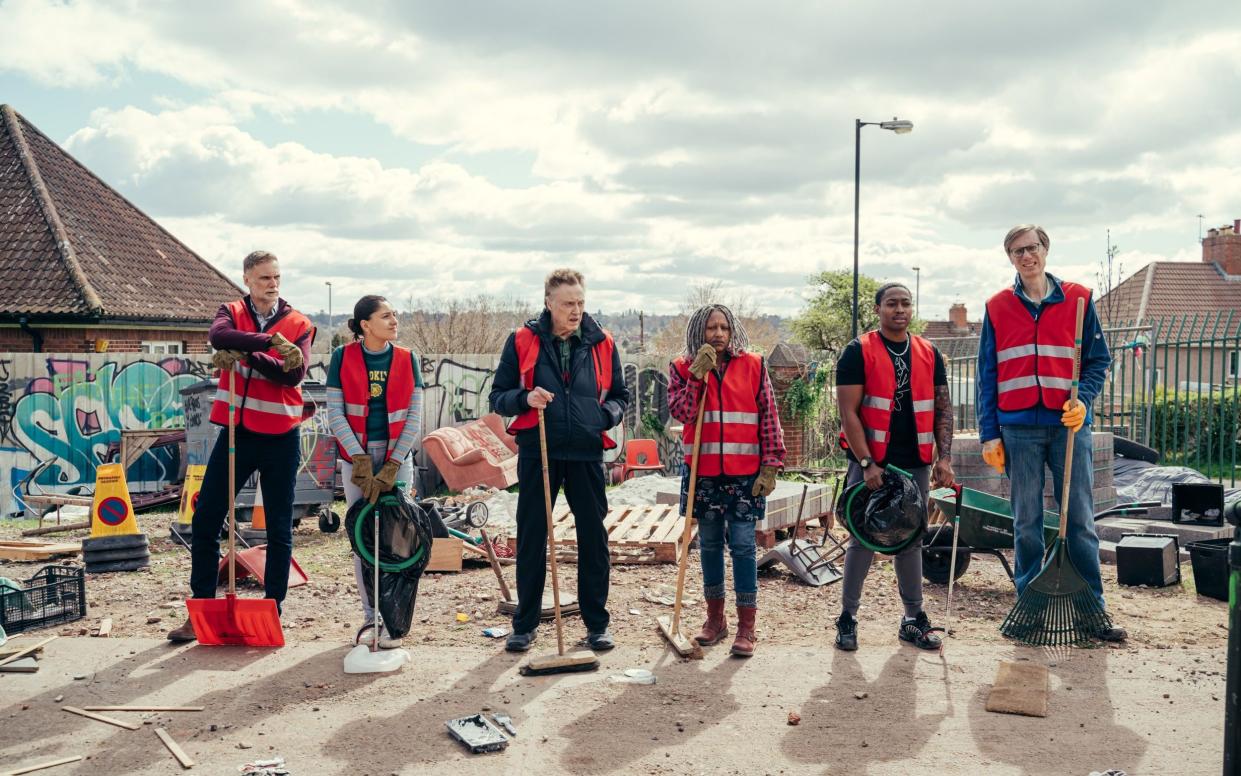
[186,368,285,647]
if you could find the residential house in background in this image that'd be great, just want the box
[0,105,241,355]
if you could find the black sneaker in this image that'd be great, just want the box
[585,629,615,651]
[835,611,858,651]
[898,612,944,650]
[1096,624,1128,642]
[505,630,537,652]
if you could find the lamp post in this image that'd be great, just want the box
[325,281,333,345]
[912,265,921,320]
[853,117,914,340]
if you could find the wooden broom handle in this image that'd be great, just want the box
[537,408,566,657]
[227,367,236,596]
[671,385,709,633]
[1057,298,1086,541]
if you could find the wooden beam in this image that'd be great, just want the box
[21,520,91,537]
[155,727,195,769]
[83,706,204,712]
[4,755,85,776]
[62,706,141,731]
[0,636,56,669]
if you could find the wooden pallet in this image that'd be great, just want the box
[0,540,82,561]
[511,505,691,564]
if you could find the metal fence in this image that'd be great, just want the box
[935,311,1241,486]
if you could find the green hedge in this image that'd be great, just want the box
[1148,389,1241,466]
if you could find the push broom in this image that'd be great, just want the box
[657,390,706,659]
[1000,297,1112,646]
[186,365,284,647]
[519,408,599,676]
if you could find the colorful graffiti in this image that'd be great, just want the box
[1,355,203,515]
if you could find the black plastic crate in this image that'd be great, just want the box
[0,564,87,635]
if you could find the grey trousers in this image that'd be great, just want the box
[840,461,930,619]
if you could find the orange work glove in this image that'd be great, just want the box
[981,438,1005,475]
[1061,399,1086,433]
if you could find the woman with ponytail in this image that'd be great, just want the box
[327,295,424,648]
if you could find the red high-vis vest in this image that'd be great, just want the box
[673,352,763,477]
[506,326,618,449]
[838,331,936,466]
[986,281,1091,412]
[336,342,416,461]
[209,299,314,435]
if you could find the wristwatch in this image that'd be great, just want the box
[858,456,874,470]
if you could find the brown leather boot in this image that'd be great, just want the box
[730,606,756,657]
[167,617,197,643]
[695,598,729,645]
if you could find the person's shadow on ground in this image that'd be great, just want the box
[782,646,950,774]
[967,647,1147,775]
[555,649,746,774]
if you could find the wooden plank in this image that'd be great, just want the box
[0,643,46,660]
[155,727,195,769]
[4,755,85,776]
[83,705,205,712]
[63,706,141,731]
[0,540,81,561]
[0,657,39,673]
[0,636,57,669]
[21,520,91,537]
[94,618,112,638]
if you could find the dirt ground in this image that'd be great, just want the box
[0,503,1230,774]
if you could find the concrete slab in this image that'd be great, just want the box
[0,637,1223,775]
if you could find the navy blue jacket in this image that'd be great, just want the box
[489,310,630,461]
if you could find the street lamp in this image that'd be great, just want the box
[853,117,914,339]
[911,266,921,320]
[325,281,333,344]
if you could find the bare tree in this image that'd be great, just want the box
[400,295,537,354]
[1096,229,1124,325]
[649,280,782,356]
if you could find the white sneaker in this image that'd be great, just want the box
[355,622,402,649]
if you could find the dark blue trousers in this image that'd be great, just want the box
[189,426,300,606]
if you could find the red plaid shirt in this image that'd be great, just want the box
[668,354,786,468]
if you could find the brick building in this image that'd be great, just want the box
[0,105,241,354]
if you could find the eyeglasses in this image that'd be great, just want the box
[1009,243,1042,257]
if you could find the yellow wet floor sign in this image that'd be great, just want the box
[177,465,207,526]
[91,463,137,537]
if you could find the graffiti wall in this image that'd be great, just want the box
[0,351,678,516]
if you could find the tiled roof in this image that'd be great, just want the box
[0,105,241,323]
[923,320,979,340]
[1098,260,1241,325]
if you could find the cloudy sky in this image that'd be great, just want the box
[2,0,1239,321]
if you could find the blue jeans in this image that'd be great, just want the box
[698,517,758,608]
[1002,424,1105,608]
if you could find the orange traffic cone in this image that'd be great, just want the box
[240,474,267,542]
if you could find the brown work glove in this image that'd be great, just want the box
[751,465,778,497]
[371,459,403,503]
[211,349,245,371]
[689,343,717,381]
[350,453,375,504]
[269,332,303,372]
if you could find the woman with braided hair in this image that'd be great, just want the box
[668,304,785,657]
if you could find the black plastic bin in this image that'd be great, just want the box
[1,564,87,635]
[1187,538,1230,602]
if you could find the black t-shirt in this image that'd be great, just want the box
[836,334,948,468]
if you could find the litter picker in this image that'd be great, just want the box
[999,297,1112,646]
[657,391,706,659]
[344,497,411,673]
[185,366,284,647]
[519,409,600,676]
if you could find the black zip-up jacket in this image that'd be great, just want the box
[489,310,630,461]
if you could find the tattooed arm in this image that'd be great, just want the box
[932,382,956,488]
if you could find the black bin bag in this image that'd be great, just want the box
[841,466,926,554]
[346,489,432,638]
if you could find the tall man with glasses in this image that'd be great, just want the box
[977,224,1126,642]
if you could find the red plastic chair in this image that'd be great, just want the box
[621,439,664,480]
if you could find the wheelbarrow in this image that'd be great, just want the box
[922,485,1153,585]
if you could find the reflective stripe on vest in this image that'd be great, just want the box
[986,282,1090,412]
[208,299,313,435]
[673,352,763,477]
[838,331,936,466]
[505,326,617,450]
[336,342,416,461]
